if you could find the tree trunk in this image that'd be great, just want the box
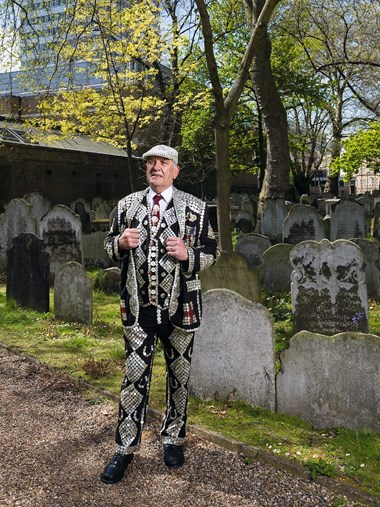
[247,0,290,216]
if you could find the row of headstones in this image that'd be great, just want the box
[6,236,379,433]
[234,194,380,244]
[190,289,380,434]
[0,194,116,275]
[234,232,380,302]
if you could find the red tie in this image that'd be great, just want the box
[152,194,163,227]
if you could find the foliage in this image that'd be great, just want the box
[331,120,380,180]
[305,458,337,480]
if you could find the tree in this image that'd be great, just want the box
[332,119,380,180]
[194,0,281,251]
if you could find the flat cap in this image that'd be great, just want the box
[142,144,178,165]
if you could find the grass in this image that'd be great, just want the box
[0,283,379,503]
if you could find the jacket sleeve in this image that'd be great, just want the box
[181,203,219,275]
[104,202,129,262]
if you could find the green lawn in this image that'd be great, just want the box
[0,284,379,503]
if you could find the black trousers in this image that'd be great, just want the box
[115,306,195,455]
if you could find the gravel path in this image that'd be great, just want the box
[0,347,367,507]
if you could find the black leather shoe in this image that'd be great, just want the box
[163,444,184,469]
[100,453,133,484]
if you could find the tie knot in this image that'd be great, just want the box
[153,194,163,205]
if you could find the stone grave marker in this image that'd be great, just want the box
[277,331,380,432]
[190,289,276,410]
[200,251,260,303]
[235,233,271,267]
[330,200,365,240]
[40,204,83,280]
[261,243,294,293]
[282,204,325,244]
[350,238,380,301]
[260,198,287,244]
[290,239,368,334]
[23,192,51,222]
[54,261,92,324]
[235,210,255,234]
[6,233,50,312]
[0,198,37,272]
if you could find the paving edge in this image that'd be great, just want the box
[1,342,378,507]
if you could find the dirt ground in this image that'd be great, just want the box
[0,347,367,507]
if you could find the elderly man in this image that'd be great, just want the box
[101,144,219,484]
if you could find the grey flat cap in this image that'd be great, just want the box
[142,145,178,165]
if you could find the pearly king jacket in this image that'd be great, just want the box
[104,187,219,332]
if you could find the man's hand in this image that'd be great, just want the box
[166,236,188,261]
[118,228,139,250]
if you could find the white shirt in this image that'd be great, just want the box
[148,186,173,216]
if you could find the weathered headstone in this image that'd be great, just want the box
[374,202,380,240]
[200,251,260,303]
[260,198,287,244]
[290,239,368,334]
[82,231,113,269]
[190,289,276,410]
[261,243,294,293]
[329,200,365,240]
[0,198,37,272]
[350,238,380,301]
[94,267,121,294]
[235,233,271,267]
[277,331,380,432]
[6,233,50,312]
[356,195,373,236]
[282,204,325,244]
[71,198,91,234]
[23,192,51,223]
[40,205,83,279]
[54,261,92,324]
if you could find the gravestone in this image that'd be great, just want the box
[71,198,91,234]
[290,239,368,334]
[329,200,365,240]
[261,243,294,293]
[356,196,373,236]
[282,204,325,244]
[82,231,112,269]
[6,233,50,312]
[260,198,287,244]
[277,331,380,432]
[40,205,83,279]
[190,289,276,410]
[54,261,92,324]
[235,233,271,267]
[235,210,255,234]
[0,198,37,272]
[23,192,51,223]
[350,238,380,301]
[94,267,121,294]
[374,202,380,240]
[200,251,260,303]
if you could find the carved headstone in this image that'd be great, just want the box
[282,204,325,244]
[40,205,83,280]
[290,239,368,334]
[54,261,92,324]
[6,233,50,312]
[350,238,380,301]
[190,289,276,410]
[23,192,51,223]
[235,210,255,234]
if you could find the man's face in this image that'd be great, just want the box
[146,156,179,193]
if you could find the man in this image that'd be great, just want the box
[101,144,219,484]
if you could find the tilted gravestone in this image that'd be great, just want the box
[190,289,276,410]
[200,251,260,303]
[282,204,325,244]
[6,233,50,312]
[39,204,83,280]
[54,261,92,324]
[329,199,365,240]
[260,198,288,244]
[290,239,368,334]
[0,198,37,272]
[261,243,294,293]
[235,233,271,267]
[277,331,380,432]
